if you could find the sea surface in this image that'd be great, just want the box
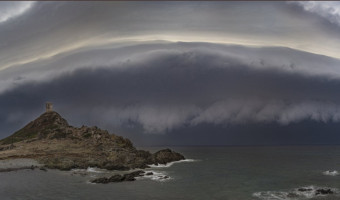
[1,146,340,200]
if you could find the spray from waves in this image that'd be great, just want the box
[148,159,199,168]
[86,167,109,173]
[253,185,338,200]
[75,159,199,182]
[71,167,109,173]
[136,170,171,182]
[323,170,339,176]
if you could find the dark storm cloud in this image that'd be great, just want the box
[1,0,340,72]
[2,1,340,145]
[1,42,340,138]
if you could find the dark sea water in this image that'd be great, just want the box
[1,146,340,200]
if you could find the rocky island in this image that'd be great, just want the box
[0,104,185,178]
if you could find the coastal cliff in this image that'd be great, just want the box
[0,111,184,170]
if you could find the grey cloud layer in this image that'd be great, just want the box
[1,42,340,136]
[2,1,340,143]
[1,1,340,72]
[293,2,340,27]
[0,2,34,23]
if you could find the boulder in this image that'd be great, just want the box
[91,175,124,184]
[153,149,185,164]
[91,170,145,184]
[298,188,313,192]
[315,188,334,195]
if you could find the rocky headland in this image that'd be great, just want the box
[0,110,185,172]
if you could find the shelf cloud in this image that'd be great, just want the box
[1,42,340,135]
[1,1,340,144]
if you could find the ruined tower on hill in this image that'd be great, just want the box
[46,102,53,112]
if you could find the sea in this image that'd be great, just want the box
[1,146,340,200]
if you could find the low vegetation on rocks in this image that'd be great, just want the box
[0,111,185,171]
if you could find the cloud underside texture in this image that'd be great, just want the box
[1,42,340,136]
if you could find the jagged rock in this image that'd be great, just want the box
[315,188,334,195]
[0,111,185,171]
[91,171,145,184]
[298,187,334,196]
[153,149,185,164]
[0,111,69,144]
[126,170,145,177]
[298,188,313,192]
[91,175,123,184]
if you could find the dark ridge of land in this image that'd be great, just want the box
[0,111,184,170]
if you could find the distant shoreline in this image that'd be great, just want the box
[0,158,43,172]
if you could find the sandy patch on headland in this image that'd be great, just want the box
[0,158,42,171]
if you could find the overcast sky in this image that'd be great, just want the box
[1,1,340,146]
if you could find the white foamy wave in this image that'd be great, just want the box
[86,180,96,184]
[148,159,198,168]
[137,170,171,182]
[71,168,85,173]
[86,167,108,173]
[71,167,109,176]
[253,185,338,200]
[323,170,339,176]
[253,191,290,200]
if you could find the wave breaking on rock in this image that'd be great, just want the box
[253,185,338,200]
[0,110,185,172]
[322,170,339,176]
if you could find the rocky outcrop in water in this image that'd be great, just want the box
[254,186,337,199]
[315,188,334,195]
[0,111,185,171]
[297,187,335,195]
[91,170,145,183]
[153,149,185,164]
[90,170,171,184]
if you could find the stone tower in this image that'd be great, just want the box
[46,102,53,112]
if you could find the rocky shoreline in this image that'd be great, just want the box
[0,158,47,172]
[90,170,169,184]
[91,170,145,183]
[0,111,185,172]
